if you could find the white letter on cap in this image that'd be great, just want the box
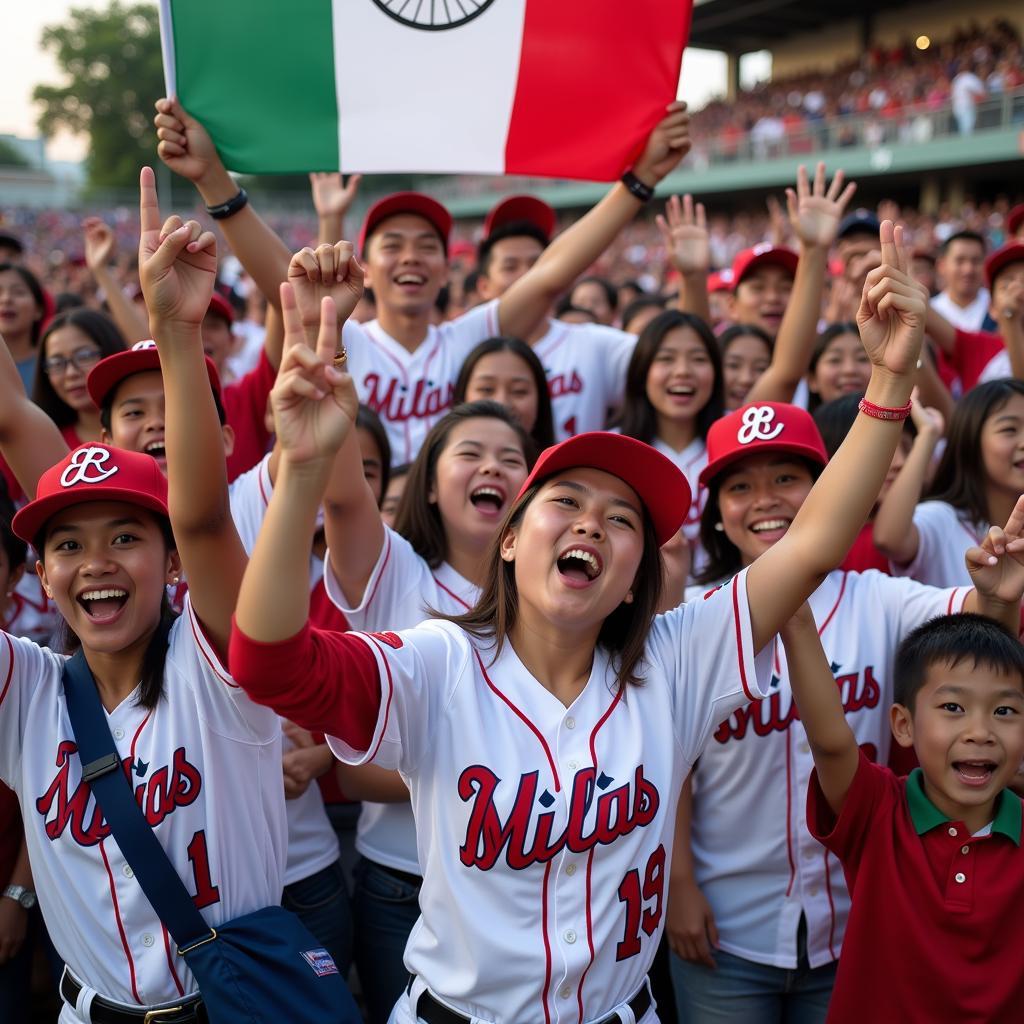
[737,406,784,445]
[60,447,119,487]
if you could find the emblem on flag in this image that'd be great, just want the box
[370,0,496,30]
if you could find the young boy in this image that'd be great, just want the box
[783,605,1024,1022]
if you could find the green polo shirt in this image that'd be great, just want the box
[808,750,1024,1022]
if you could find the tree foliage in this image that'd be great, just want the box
[33,2,163,191]
[0,140,30,168]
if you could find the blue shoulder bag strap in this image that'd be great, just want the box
[62,648,214,952]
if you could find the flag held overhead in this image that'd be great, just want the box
[159,0,692,180]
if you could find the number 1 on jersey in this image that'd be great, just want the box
[616,844,666,960]
[187,830,221,909]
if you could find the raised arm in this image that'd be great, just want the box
[82,218,149,344]
[962,495,1024,634]
[310,173,362,247]
[923,304,956,356]
[137,166,246,657]
[746,222,926,649]
[497,103,691,340]
[872,399,943,565]
[154,98,292,311]
[657,194,711,323]
[995,278,1024,380]
[781,603,860,816]
[747,163,856,404]
[0,333,70,496]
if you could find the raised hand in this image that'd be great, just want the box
[855,221,928,380]
[785,162,857,250]
[287,242,365,344]
[656,195,709,276]
[909,390,944,439]
[138,166,216,330]
[83,217,115,272]
[310,173,363,219]
[966,495,1024,609]
[272,283,358,468]
[631,101,691,187]
[154,97,223,185]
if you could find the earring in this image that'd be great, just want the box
[171,576,180,585]
[624,590,634,604]
[714,522,725,532]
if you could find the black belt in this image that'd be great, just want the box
[409,977,652,1024]
[61,970,208,1024]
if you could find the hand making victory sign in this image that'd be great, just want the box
[272,285,359,471]
[965,495,1024,616]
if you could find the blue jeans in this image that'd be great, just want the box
[352,857,421,1024]
[282,859,353,976]
[672,947,837,1024]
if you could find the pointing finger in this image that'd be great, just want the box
[139,166,161,239]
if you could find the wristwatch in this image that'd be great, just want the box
[2,885,36,910]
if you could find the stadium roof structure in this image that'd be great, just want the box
[689,0,920,53]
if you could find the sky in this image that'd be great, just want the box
[0,2,769,164]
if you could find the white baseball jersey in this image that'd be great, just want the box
[324,526,478,875]
[684,570,969,970]
[651,437,708,574]
[342,302,500,465]
[532,320,637,441]
[0,597,287,1019]
[4,572,57,645]
[229,454,341,885]
[889,499,983,589]
[326,568,771,1024]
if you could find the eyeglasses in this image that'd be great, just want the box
[43,348,103,377]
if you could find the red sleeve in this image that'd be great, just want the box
[223,352,276,481]
[228,616,381,751]
[950,329,1005,392]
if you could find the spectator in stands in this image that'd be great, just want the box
[569,275,617,324]
[931,230,992,331]
[0,265,47,395]
[951,60,986,134]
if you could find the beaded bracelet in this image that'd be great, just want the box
[858,397,912,421]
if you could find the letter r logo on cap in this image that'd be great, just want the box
[60,447,119,488]
[737,406,784,445]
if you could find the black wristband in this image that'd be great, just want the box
[206,188,249,220]
[620,171,655,203]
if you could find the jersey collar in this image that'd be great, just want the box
[906,767,1022,845]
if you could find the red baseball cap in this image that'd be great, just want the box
[206,291,235,326]
[13,443,169,543]
[699,402,827,489]
[482,195,556,242]
[985,242,1024,290]
[1007,204,1024,238]
[731,244,799,288]
[87,340,222,409]
[358,192,452,257]
[707,269,734,294]
[515,432,691,546]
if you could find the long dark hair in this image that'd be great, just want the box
[32,309,127,428]
[697,457,824,585]
[355,404,392,504]
[443,482,663,688]
[928,379,1024,528]
[392,400,537,569]
[453,336,555,450]
[0,262,46,346]
[807,322,860,412]
[617,310,724,444]
[36,512,178,710]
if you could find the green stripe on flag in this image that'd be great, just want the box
[170,0,338,174]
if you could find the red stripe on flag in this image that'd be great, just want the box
[504,0,692,181]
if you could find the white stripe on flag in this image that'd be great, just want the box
[158,0,178,97]
[332,0,528,174]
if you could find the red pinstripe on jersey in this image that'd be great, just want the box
[99,838,142,1004]
[473,648,561,792]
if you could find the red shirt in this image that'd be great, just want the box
[808,752,1024,1022]
[0,782,21,884]
[949,329,1005,392]
[223,352,276,482]
[840,522,889,575]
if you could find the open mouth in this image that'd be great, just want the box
[143,440,167,461]
[750,518,791,536]
[953,761,997,786]
[556,546,603,584]
[77,587,129,623]
[469,485,506,515]
[394,273,426,287]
